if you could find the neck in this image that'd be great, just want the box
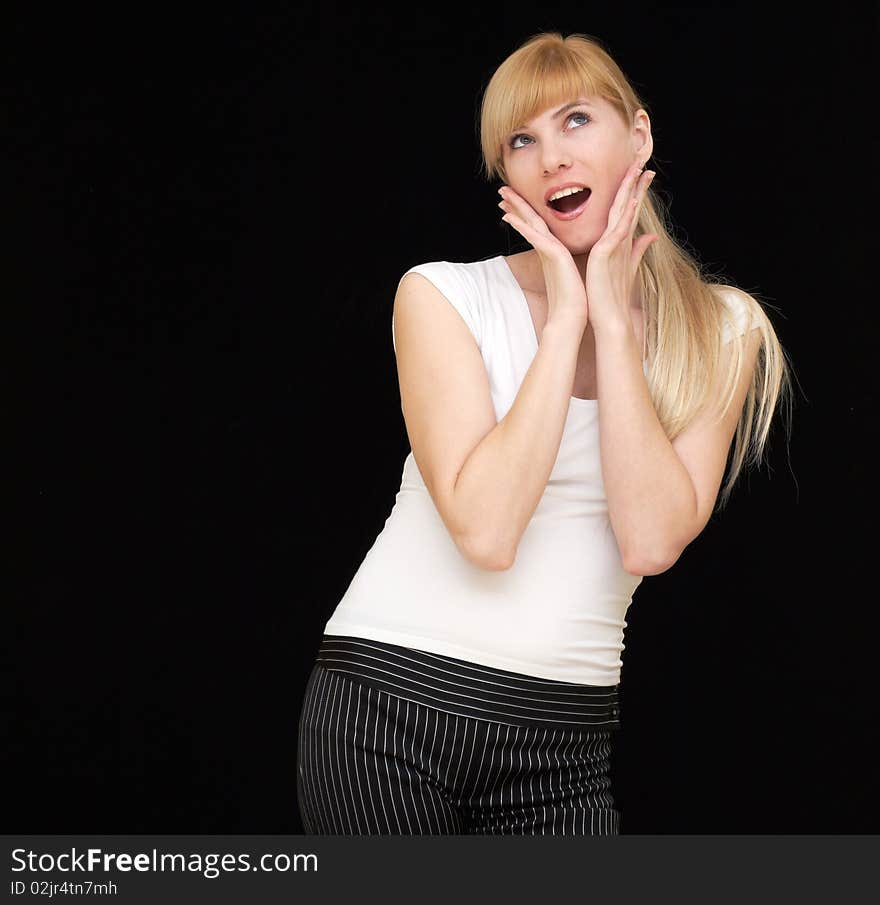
[572,251,589,283]
[524,249,643,309]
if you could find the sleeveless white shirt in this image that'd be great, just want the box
[322,255,757,684]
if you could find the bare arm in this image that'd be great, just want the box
[394,271,584,571]
[452,316,584,568]
[593,310,763,575]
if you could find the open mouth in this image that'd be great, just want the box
[547,187,591,219]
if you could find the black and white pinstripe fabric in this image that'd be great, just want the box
[296,635,622,835]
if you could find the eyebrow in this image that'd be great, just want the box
[512,98,594,132]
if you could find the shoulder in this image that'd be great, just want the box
[398,259,485,288]
[394,260,486,350]
[398,258,496,313]
[708,283,763,344]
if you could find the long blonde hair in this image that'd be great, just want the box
[478,31,794,511]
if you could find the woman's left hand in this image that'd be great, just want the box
[585,161,658,334]
[498,161,658,334]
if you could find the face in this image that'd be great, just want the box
[500,95,653,256]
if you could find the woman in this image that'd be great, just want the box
[296,31,792,835]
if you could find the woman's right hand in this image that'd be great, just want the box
[498,186,589,332]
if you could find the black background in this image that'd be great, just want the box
[9,3,878,832]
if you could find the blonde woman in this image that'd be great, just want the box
[297,31,792,836]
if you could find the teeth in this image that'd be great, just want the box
[548,186,588,203]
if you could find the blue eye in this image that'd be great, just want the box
[508,111,591,150]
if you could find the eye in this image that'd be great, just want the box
[508,111,592,150]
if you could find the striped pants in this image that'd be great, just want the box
[296,635,622,835]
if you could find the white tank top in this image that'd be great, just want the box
[322,254,756,685]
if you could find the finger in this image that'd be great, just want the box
[614,191,643,242]
[632,232,659,271]
[626,170,656,240]
[501,212,537,247]
[614,168,654,237]
[501,211,535,238]
[502,211,559,256]
[499,187,551,236]
[608,161,645,232]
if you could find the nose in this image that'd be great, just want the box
[540,140,573,176]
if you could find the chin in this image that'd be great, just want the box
[556,232,598,257]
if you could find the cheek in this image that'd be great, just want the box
[593,186,613,214]
[588,181,619,217]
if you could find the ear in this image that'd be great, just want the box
[632,108,653,164]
